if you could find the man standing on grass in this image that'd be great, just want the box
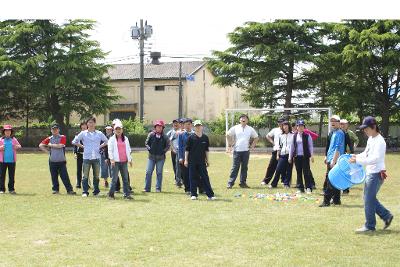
[167,119,180,186]
[261,117,284,186]
[178,118,195,194]
[184,120,215,200]
[72,117,108,197]
[319,115,345,207]
[226,114,259,189]
[39,124,76,195]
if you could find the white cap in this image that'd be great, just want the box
[112,119,122,125]
[340,119,348,124]
[105,125,113,130]
[330,115,341,121]
[113,123,123,130]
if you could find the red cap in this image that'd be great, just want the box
[153,120,165,127]
[3,125,12,130]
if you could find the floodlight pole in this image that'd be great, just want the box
[139,19,145,123]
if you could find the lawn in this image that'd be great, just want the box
[0,152,399,266]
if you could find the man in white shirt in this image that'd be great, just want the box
[261,118,284,185]
[226,114,259,188]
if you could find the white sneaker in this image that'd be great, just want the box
[208,197,216,201]
[190,196,197,200]
[260,181,267,185]
[0,191,4,194]
[306,188,312,194]
[82,193,88,197]
[268,185,273,189]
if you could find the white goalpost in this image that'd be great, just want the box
[225,107,332,150]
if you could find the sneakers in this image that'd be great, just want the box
[284,185,290,189]
[267,185,273,189]
[142,189,150,193]
[76,185,81,189]
[190,196,197,200]
[52,191,59,194]
[108,194,115,200]
[355,226,375,233]
[124,195,133,200]
[226,184,233,189]
[306,188,312,194]
[208,196,216,201]
[319,202,330,207]
[82,193,88,197]
[260,181,267,186]
[0,191,4,194]
[384,215,394,230]
[9,191,16,195]
[239,183,250,188]
[155,189,161,193]
[67,191,77,195]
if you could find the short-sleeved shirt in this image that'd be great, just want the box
[227,125,258,152]
[3,138,14,163]
[326,129,345,163]
[185,133,210,164]
[41,135,67,162]
[267,127,282,151]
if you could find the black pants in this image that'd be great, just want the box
[323,163,341,204]
[294,156,313,191]
[263,150,278,183]
[0,162,16,192]
[171,151,177,178]
[181,163,190,192]
[49,161,73,192]
[76,153,83,187]
[271,155,290,187]
[189,163,214,198]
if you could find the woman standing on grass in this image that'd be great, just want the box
[100,125,114,188]
[268,121,293,189]
[73,122,87,189]
[350,116,394,233]
[0,125,22,194]
[289,119,314,194]
[107,123,133,200]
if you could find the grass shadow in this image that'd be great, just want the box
[340,204,364,208]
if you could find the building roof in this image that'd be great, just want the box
[108,61,205,80]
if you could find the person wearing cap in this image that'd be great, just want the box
[39,124,76,195]
[72,117,109,197]
[319,115,345,207]
[0,125,22,194]
[184,120,215,200]
[226,114,259,189]
[100,125,114,188]
[268,121,293,189]
[107,123,133,200]
[261,118,284,186]
[289,119,314,193]
[166,119,180,186]
[73,122,88,189]
[178,118,195,193]
[143,120,170,192]
[349,116,393,233]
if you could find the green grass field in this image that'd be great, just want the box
[0,152,399,266]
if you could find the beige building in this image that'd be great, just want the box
[90,60,250,125]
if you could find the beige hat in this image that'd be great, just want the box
[340,119,348,124]
[330,115,341,121]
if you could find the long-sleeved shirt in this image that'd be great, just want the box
[72,130,108,160]
[326,129,345,163]
[145,131,170,161]
[356,134,386,174]
[289,132,313,159]
[167,128,180,152]
[178,130,194,160]
[278,133,294,155]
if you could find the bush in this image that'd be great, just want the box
[120,119,147,135]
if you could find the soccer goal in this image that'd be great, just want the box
[225,107,332,149]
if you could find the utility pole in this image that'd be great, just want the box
[178,61,183,118]
[131,20,153,123]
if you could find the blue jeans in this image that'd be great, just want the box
[109,162,130,196]
[228,151,250,185]
[144,159,165,191]
[100,153,112,179]
[82,159,100,195]
[364,173,392,230]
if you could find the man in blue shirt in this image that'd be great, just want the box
[320,115,345,207]
[178,118,195,194]
[72,117,108,197]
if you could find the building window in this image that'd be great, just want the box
[155,85,165,91]
[109,111,136,121]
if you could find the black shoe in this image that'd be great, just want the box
[384,215,394,230]
[342,190,349,195]
[67,191,76,195]
[108,194,115,200]
[239,183,250,188]
[319,202,330,207]
[226,184,233,189]
[333,200,341,205]
[76,185,81,189]
[93,192,100,197]
[52,191,59,194]
[124,195,133,200]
